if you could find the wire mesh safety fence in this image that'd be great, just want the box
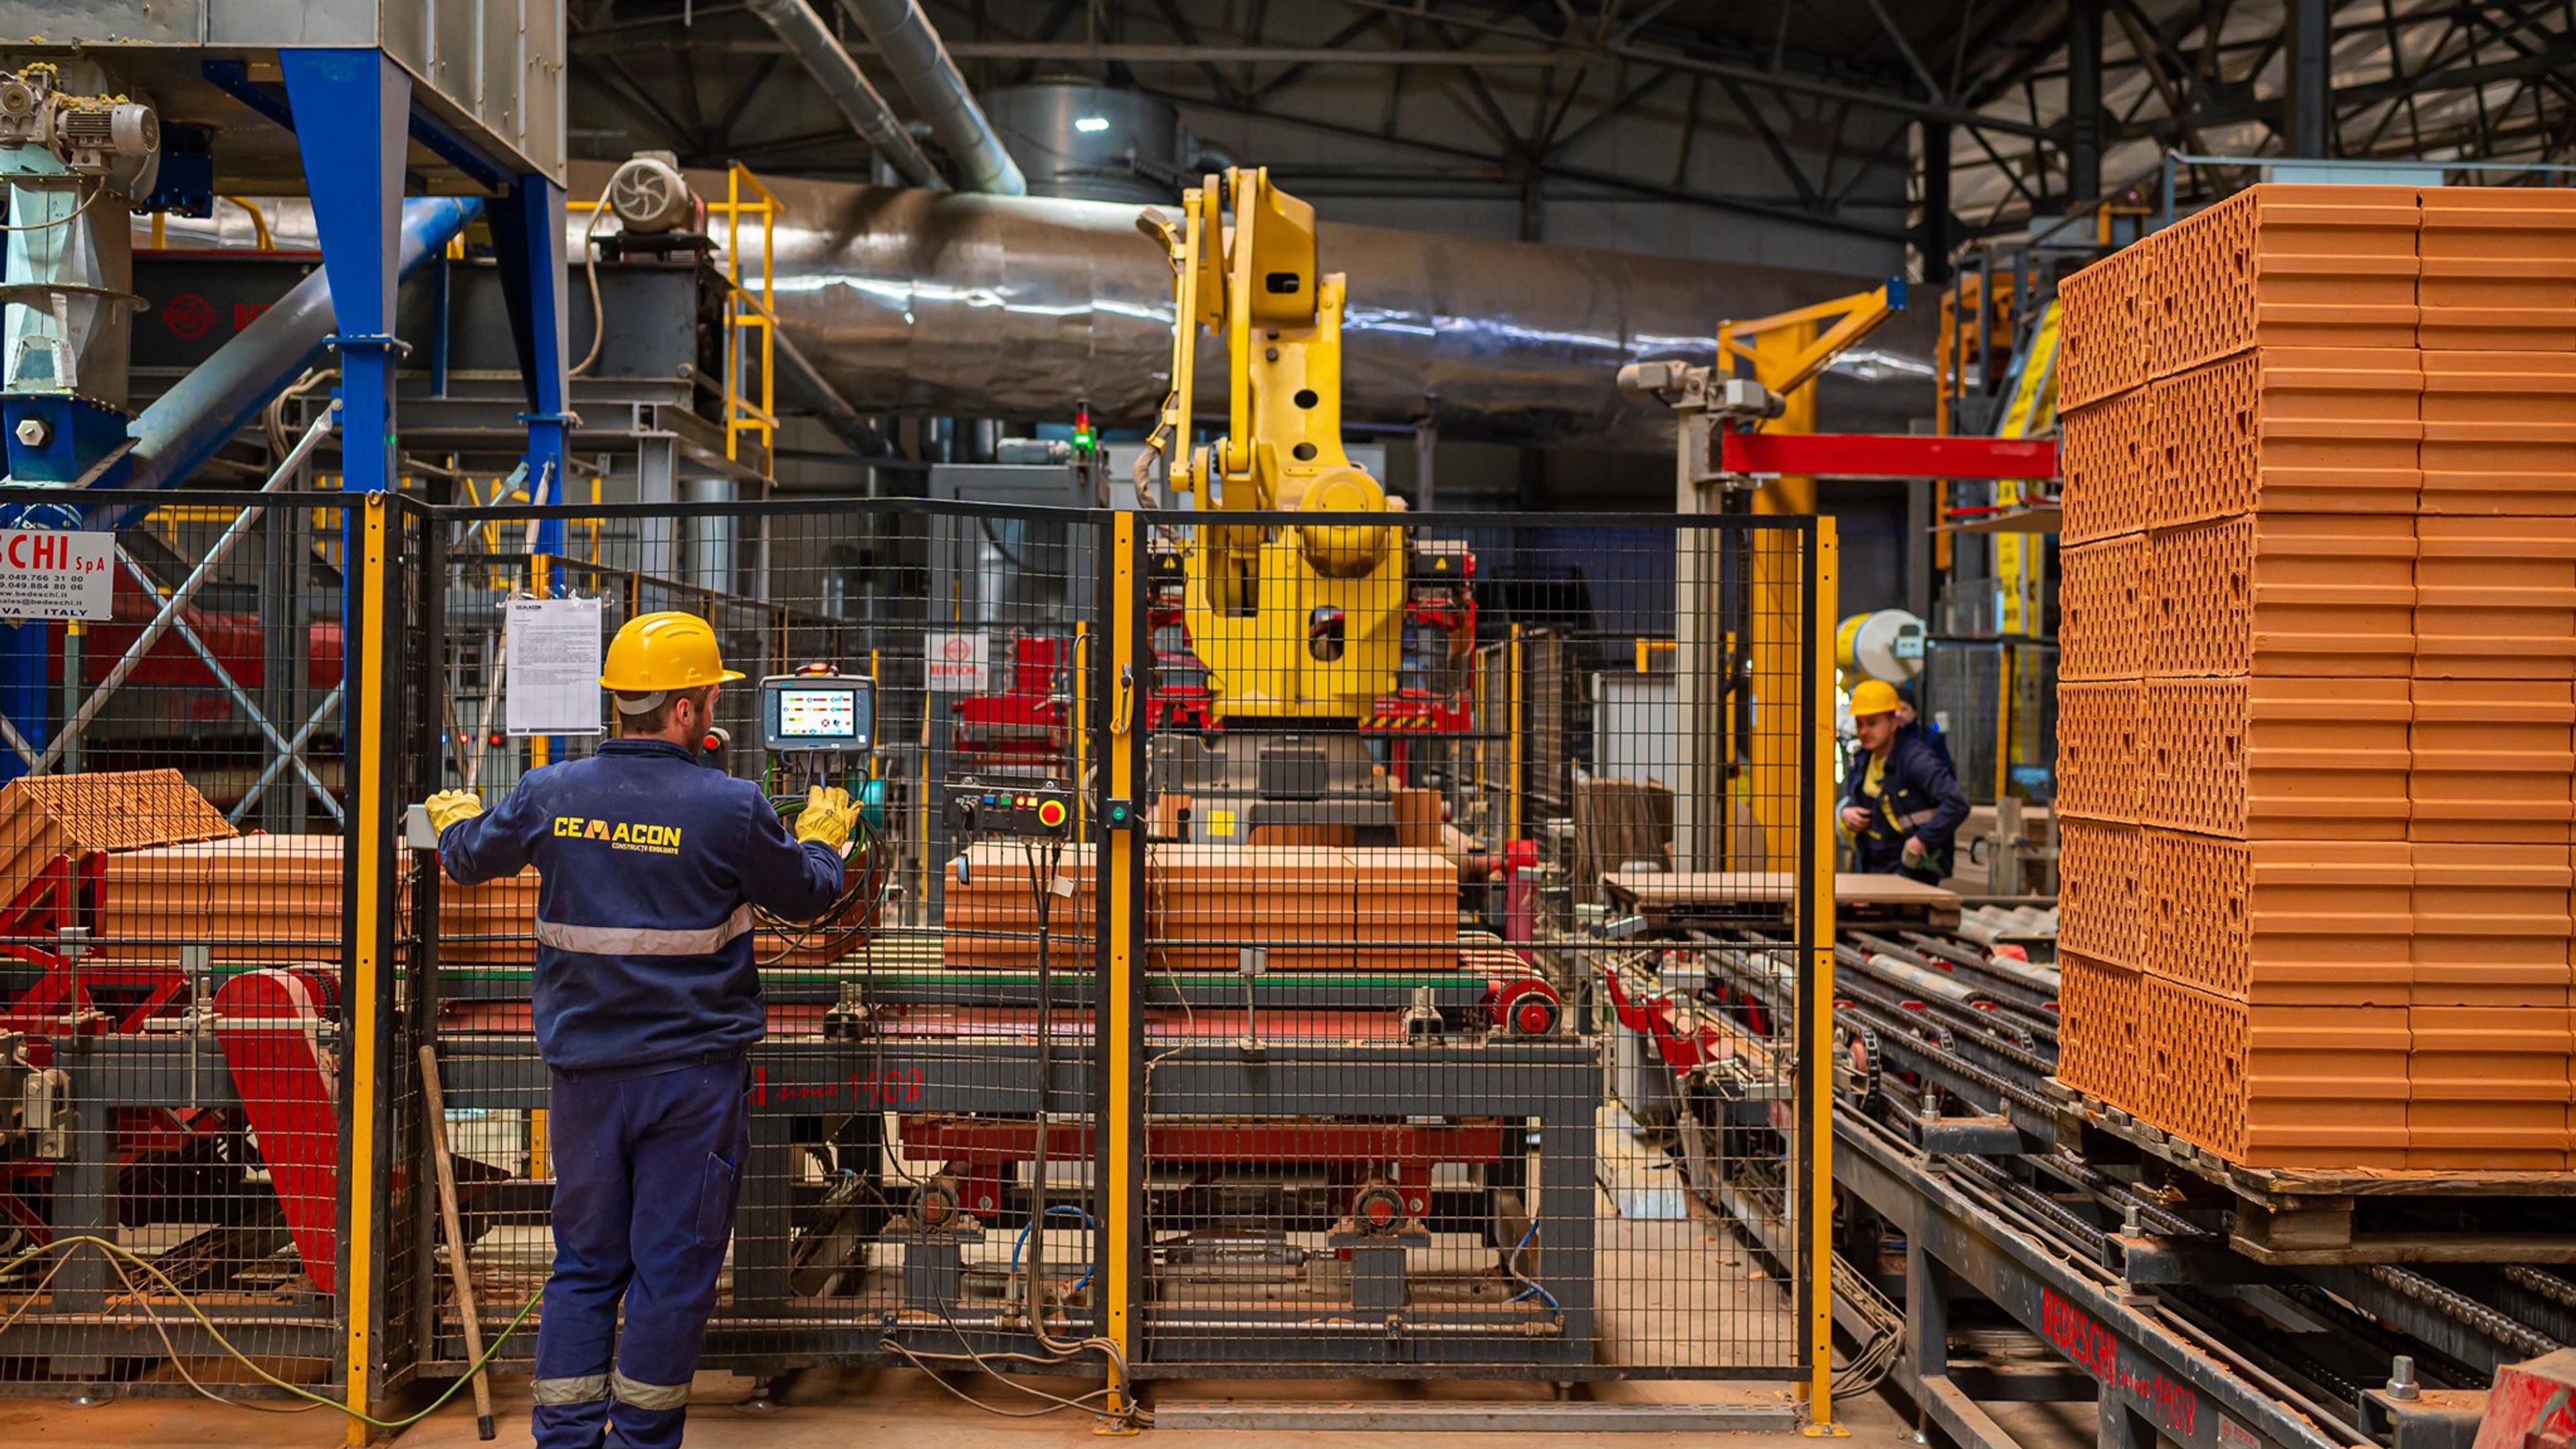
[1121,510,1826,1383]
[0,494,1830,1409]
[407,496,1112,1393]
[0,489,364,1399]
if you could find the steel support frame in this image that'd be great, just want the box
[484,174,574,561]
[1838,1120,2359,1449]
[424,1032,1604,1366]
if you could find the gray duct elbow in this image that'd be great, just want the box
[119,195,483,496]
[748,0,946,190]
[839,0,1026,197]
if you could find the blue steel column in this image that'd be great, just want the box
[279,48,409,655]
[0,623,46,784]
[488,172,572,559]
[280,48,407,497]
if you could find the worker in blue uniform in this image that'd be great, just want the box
[1839,677,1970,885]
[422,611,855,1449]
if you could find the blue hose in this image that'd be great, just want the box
[1503,1216,1560,1310]
[1012,1204,1097,1295]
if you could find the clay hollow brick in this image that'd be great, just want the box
[2407,679,2576,845]
[2152,184,2421,380]
[2059,389,2156,545]
[2055,680,2143,823]
[2059,243,2154,410]
[2055,951,2143,1113]
[2141,676,2410,841]
[2139,973,2410,1169]
[2416,186,2576,352]
[2418,351,2576,515]
[2412,516,2576,680]
[2059,535,2149,682]
[2147,513,2414,678]
[2406,1004,2575,1169]
[2152,348,2423,525]
[2143,831,2410,1006]
[2057,819,2143,969]
[2410,842,2575,1008]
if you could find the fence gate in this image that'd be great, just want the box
[1112,508,1835,1410]
[401,497,1115,1396]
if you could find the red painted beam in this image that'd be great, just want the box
[1719,431,2059,480]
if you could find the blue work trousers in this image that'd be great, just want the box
[531,1055,749,1449]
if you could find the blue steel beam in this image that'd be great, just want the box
[203,58,512,193]
[486,173,572,561]
[280,48,408,502]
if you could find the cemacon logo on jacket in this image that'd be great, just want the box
[549,814,685,854]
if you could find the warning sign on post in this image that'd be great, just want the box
[0,531,114,621]
[924,630,990,692]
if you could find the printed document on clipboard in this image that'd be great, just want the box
[504,597,606,736]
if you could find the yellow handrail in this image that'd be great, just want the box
[704,162,780,474]
[221,195,274,250]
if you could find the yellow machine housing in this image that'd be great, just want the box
[1144,168,1401,722]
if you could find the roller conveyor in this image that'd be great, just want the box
[1592,917,2576,1449]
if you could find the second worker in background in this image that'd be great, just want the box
[1838,678,1970,886]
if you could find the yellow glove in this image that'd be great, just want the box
[423,790,485,836]
[794,785,858,851]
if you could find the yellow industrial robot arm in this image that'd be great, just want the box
[1134,166,1405,722]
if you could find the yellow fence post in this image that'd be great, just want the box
[344,496,393,1445]
[1073,621,1091,837]
[1804,517,1843,1432]
[1102,512,1142,1427]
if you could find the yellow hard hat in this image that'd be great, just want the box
[1849,678,1902,718]
[600,611,745,693]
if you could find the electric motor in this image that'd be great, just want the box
[607,151,695,235]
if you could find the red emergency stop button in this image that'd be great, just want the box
[1037,798,1067,829]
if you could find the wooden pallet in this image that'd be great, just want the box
[1605,869,1960,930]
[2049,1079,2576,1265]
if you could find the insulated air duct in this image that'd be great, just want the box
[745,172,1931,453]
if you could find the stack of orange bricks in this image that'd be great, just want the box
[2055,182,2576,1171]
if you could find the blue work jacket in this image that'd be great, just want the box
[437,738,845,1075]
[1843,727,1972,882]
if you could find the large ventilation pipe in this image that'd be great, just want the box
[745,0,945,190]
[838,0,1026,196]
[746,173,1931,454]
[168,176,1932,454]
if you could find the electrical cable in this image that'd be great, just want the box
[572,175,619,377]
[753,799,890,967]
[0,1235,541,1428]
[902,1295,1148,1424]
[877,1336,1121,1419]
[1499,1214,1560,1311]
[0,180,103,232]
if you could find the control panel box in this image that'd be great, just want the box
[760,674,875,754]
[945,780,1075,838]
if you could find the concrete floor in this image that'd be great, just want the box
[0,1366,1953,1448]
